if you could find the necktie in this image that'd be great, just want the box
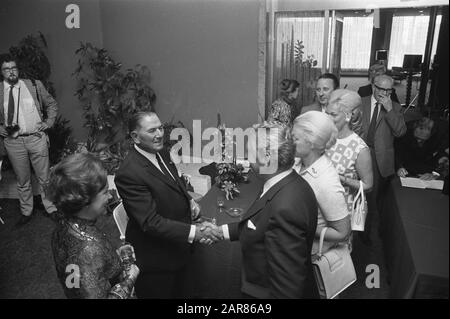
[366,102,379,147]
[156,153,175,181]
[7,86,15,126]
[156,153,189,197]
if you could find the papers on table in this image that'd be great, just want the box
[400,177,444,190]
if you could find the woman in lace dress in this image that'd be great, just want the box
[325,89,373,214]
[267,79,300,127]
[47,153,139,299]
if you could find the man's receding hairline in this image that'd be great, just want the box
[136,113,160,129]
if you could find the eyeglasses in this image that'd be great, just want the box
[1,67,18,73]
[374,84,393,94]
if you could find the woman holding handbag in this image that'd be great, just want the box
[325,89,373,233]
[292,111,351,255]
[292,111,357,298]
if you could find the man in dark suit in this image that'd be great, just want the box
[358,63,400,104]
[301,73,339,114]
[360,74,406,245]
[212,123,319,298]
[115,111,216,298]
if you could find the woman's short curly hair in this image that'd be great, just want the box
[253,121,295,172]
[46,153,108,216]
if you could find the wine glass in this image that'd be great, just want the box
[216,197,225,213]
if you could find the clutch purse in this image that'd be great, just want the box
[351,180,367,231]
[312,227,357,299]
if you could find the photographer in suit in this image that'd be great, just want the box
[0,54,58,226]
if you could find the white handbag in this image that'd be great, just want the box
[312,227,357,299]
[351,180,367,231]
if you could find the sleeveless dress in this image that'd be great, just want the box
[326,132,368,213]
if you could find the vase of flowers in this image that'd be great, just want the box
[215,162,245,200]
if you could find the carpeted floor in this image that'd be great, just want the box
[0,198,390,299]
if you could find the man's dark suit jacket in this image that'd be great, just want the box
[395,120,449,176]
[115,147,193,272]
[358,84,400,104]
[361,96,406,177]
[228,171,319,299]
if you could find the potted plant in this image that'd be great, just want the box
[73,42,157,174]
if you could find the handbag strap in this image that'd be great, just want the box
[359,180,365,203]
[318,227,328,256]
[353,180,364,209]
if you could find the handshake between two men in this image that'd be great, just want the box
[190,199,224,245]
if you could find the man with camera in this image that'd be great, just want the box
[0,54,58,226]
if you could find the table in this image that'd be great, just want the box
[381,178,449,298]
[185,171,263,298]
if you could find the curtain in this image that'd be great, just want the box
[341,16,374,70]
[388,15,442,69]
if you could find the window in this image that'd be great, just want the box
[275,13,325,70]
[341,16,374,70]
[388,14,442,69]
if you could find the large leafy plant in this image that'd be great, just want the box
[73,43,157,173]
[8,32,56,96]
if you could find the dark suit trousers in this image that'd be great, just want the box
[135,266,189,299]
[366,148,392,239]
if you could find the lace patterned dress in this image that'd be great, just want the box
[52,216,134,299]
[325,132,368,212]
[267,98,296,127]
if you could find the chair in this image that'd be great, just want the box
[113,202,128,241]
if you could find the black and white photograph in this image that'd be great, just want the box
[0,0,448,302]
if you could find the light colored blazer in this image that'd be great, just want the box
[0,79,58,128]
[361,96,406,177]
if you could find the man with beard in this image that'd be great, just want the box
[301,73,339,114]
[0,54,58,226]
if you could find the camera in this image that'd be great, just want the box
[5,124,20,138]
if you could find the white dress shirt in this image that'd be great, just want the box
[3,80,42,134]
[370,95,381,122]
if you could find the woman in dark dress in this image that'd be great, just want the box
[46,153,139,299]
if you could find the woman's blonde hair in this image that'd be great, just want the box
[328,89,363,135]
[293,111,337,153]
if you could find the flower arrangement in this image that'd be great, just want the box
[215,162,245,200]
[214,113,246,199]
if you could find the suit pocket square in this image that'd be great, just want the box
[247,220,256,230]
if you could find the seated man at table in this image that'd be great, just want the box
[210,122,319,299]
[395,116,449,180]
